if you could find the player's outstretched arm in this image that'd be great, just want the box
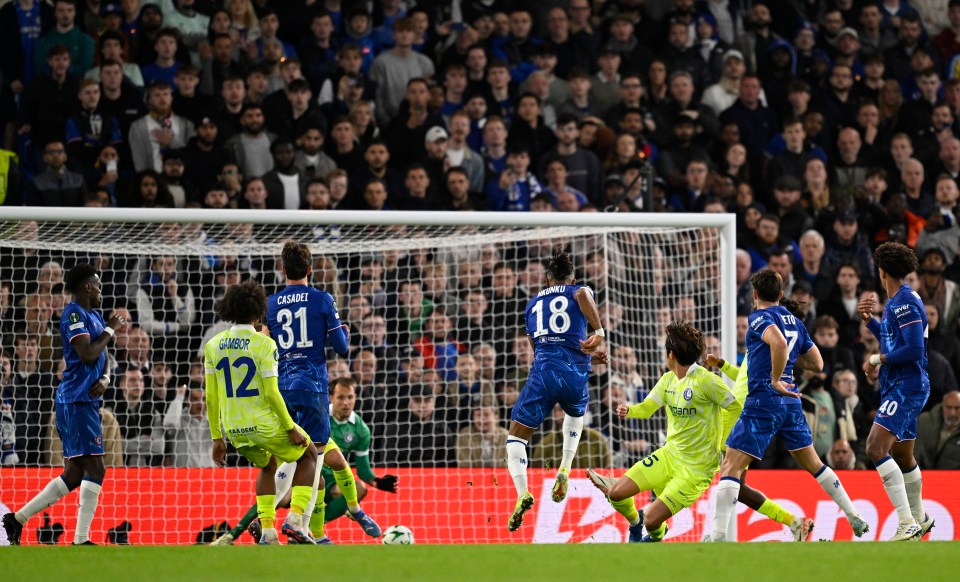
[761,325,799,398]
[622,379,665,419]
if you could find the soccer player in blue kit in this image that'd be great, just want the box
[505,248,608,532]
[859,242,935,541]
[266,241,381,542]
[710,269,867,541]
[3,264,126,545]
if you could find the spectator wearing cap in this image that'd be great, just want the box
[129,81,194,172]
[223,103,275,178]
[177,116,234,189]
[701,49,747,117]
[422,125,453,193]
[370,17,435,125]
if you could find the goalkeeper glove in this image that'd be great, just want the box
[375,474,398,493]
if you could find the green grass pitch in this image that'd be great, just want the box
[3,543,959,581]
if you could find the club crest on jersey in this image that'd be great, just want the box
[682,388,693,401]
[69,312,81,323]
[94,435,103,446]
[345,433,354,443]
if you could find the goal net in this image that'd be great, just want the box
[0,209,735,545]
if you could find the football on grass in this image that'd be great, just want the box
[382,525,414,545]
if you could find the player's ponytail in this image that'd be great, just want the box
[546,246,574,281]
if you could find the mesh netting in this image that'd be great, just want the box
[0,214,728,544]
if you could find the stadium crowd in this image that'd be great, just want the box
[2,0,960,474]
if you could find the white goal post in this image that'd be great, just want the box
[0,208,735,544]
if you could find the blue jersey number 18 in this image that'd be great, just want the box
[531,296,571,338]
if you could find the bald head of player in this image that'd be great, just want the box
[216,279,267,325]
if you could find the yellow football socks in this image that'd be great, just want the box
[256,495,276,529]
[610,497,641,526]
[290,485,312,516]
[334,468,360,512]
[309,499,326,538]
[758,498,795,526]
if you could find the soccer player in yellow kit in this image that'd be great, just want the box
[205,279,319,545]
[588,320,742,542]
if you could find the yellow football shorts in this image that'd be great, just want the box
[624,448,713,515]
[235,424,312,468]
